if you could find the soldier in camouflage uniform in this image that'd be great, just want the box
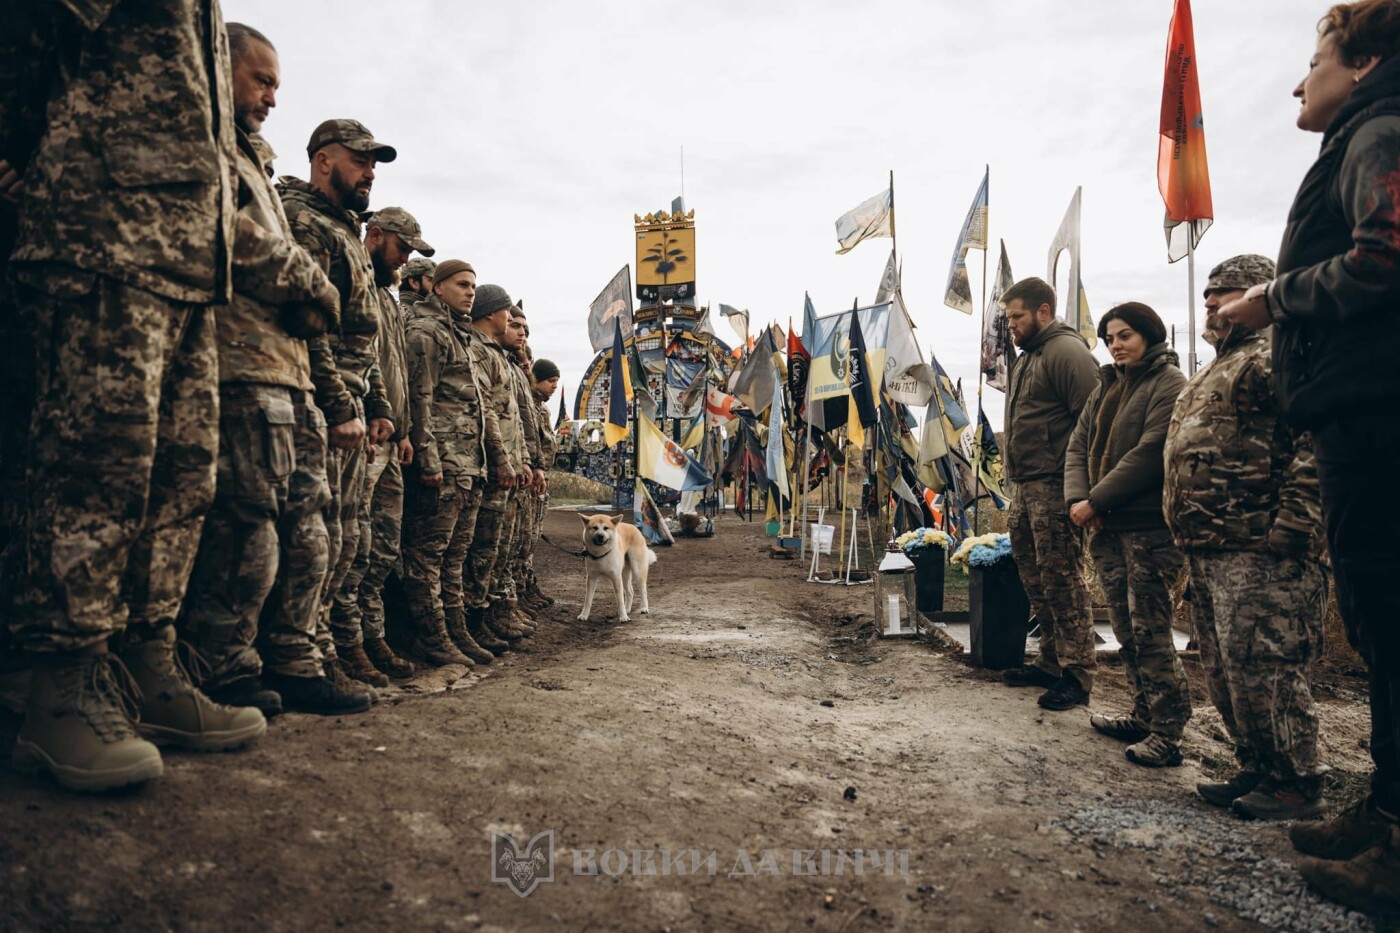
[487,306,546,637]
[463,285,531,647]
[402,262,510,665]
[399,257,435,319]
[6,0,267,792]
[181,23,369,718]
[1066,302,1190,768]
[1164,254,1330,817]
[999,278,1102,711]
[522,357,561,609]
[331,206,432,686]
[277,119,397,691]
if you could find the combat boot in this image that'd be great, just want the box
[1291,797,1396,859]
[1298,822,1400,917]
[1002,665,1058,689]
[466,606,511,655]
[264,671,372,716]
[364,636,415,679]
[1037,676,1089,711]
[119,628,266,752]
[338,642,390,688]
[12,647,165,793]
[487,602,527,641]
[204,676,283,718]
[1197,770,1263,808]
[1232,777,1327,821]
[1090,712,1150,743]
[509,601,538,635]
[413,611,475,668]
[444,606,495,664]
[327,657,379,705]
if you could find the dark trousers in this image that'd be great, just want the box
[1315,414,1400,813]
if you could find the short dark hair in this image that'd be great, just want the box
[1098,301,1167,346]
[1320,0,1400,67]
[1001,277,1057,316]
[226,22,275,61]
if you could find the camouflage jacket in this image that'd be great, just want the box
[7,0,236,305]
[506,355,544,474]
[375,286,410,441]
[533,390,558,469]
[398,290,428,321]
[1164,328,1324,555]
[221,126,338,389]
[467,328,519,481]
[405,296,501,480]
[277,176,390,427]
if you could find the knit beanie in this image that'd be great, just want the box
[431,259,475,288]
[472,284,514,320]
[532,358,560,382]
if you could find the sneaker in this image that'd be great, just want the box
[1299,822,1400,917]
[119,629,266,752]
[1002,665,1058,689]
[264,671,372,716]
[1291,798,1394,859]
[1090,712,1150,743]
[1197,770,1263,808]
[1125,733,1183,768]
[12,649,164,793]
[204,676,283,718]
[1232,779,1327,821]
[1037,677,1089,711]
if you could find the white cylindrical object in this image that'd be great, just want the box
[886,595,901,634]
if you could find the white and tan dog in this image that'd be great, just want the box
[577,514,657,623]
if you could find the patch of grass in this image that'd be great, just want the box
[546,471,613,505]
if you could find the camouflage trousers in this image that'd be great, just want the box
[1188,550,1327,781]
[11,273,218,652]
[1008,478,1097,691]
[402,472,482,629]
[181,385,330,686]
[1089,528,1191,739]
[347,442,404,642]
[515,493,547,593]
[321,398,367,652]
[466,484,513,609]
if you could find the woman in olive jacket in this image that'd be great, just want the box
[1064,303,1190,769]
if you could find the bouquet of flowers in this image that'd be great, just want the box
[950,532,1013,573]
[895,527,952,555]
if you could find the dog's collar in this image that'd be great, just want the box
[584,546,613,561]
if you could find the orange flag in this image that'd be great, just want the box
[1158,0,1213,263]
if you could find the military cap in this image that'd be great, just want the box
[472,284,514,320]
[306,118,397,162]
[365,206,434,256]
[533,358,560,381]
[402,258,437,280]
[1204,254,1276,295]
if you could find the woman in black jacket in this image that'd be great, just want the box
[1220,0,1400,912]
[1064,303,1189,769]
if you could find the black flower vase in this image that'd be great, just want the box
[907,547,946,613]
[969,558,1031,669]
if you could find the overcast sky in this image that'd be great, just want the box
[226,0,1327,428]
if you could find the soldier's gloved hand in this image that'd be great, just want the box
[281,301,332,339]
[329,417,366,451]
[1267,525,1311,558]
[420,470,443,488]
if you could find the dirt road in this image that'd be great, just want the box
[0,510,1381,931]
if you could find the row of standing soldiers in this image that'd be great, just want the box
[0,5,558,794]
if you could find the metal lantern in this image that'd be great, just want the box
[875,549,919,638]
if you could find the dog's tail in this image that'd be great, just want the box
[645,549,658,567]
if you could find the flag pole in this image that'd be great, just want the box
[1187,236,1198,376]
[972,166,989,535]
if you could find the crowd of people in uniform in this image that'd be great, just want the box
[992,0,1400,911]
[0,0,1398,918]
[0,9,563,795]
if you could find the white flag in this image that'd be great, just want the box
[834,187,893,255]
[1047,187,1097,349]
[874,249,900,304]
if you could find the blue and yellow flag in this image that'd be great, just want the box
[604,317,632,447]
